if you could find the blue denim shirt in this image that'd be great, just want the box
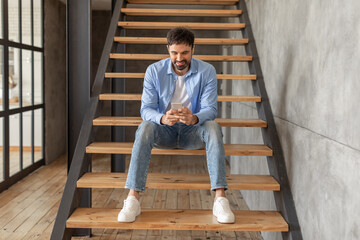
[140,57,218,126]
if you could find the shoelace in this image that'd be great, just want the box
[122,199,136,212]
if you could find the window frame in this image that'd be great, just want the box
[0,0,44,192]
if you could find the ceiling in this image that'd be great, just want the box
[59,0,111,10]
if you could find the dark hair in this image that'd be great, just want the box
[167,27,195,48]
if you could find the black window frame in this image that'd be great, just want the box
[0,0,45,193]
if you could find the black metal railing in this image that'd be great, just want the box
[238,0,303,239]
[50,0,125,239]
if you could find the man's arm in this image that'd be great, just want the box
[140,67,164,124]
[194,66,218,125]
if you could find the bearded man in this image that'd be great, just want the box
[118,27,235,224]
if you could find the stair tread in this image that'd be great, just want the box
[121,8,242,17]
[110,53,252,61]
[86,142,273,156]
[99,93,261,102]
[77,173,280,191]
[118,21,245,30]
[127,0,240,5]
[93,116,267,127]
[114,37,248,45]
[105,72,257,80]
[67,208,288,232]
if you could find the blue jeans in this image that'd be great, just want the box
[125,120,228,192]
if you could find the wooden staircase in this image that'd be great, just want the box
[52,0,303,239]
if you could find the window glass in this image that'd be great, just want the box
[10,113,20,176]
[22,49,32,106]
[0,46,3,111]
[0,0,3,38]
[23,111,32,168]
[33,0,42,47]
[8,0,20,42]
[22,0,32,45]
[34,109,42,162]
[34,51,42,104]
[9,47,20,109]
[0,117,3,182]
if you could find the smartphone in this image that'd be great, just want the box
[171,103,182,110]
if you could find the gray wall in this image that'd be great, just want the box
[44,2,112,163]
[227,0,360,239]
[44,0,66,164]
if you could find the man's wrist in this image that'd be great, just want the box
[192,115,199,125]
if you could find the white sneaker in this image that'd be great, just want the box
[213,197,235,223]
[117,196,141,222]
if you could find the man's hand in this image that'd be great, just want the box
[177,107,198,125]
[161,109,180,126]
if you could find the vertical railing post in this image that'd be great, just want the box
[111,4,126,173]
[66,0,92,236]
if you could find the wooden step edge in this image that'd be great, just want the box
[98,94,261,102]
[86,142,273,156]
[113,37,249,45]
[105,72,257,80]
[77,173,280,191]
[121,8,242,17]
[127,0,240,5]
[67,208,289,232]
[109,53,252,62]
[93,117,267,127]
[117,21,246,30]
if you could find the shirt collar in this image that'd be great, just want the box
[167,58,198,77]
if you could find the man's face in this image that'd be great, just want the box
[167,43,195,74]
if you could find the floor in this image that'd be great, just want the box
[0,150,43,180]
[0,154,263,240]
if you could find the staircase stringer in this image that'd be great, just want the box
[238,1,303,240]
[50,0,126,239]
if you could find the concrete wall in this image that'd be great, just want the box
[44,4,112,163]
[44,0,66,164]
[227,0,360,239]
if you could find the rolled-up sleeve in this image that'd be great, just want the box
[194,66,218,126]
[140,67,164,124]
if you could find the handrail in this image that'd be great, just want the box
[50,0,125,239]
[238,1,303,240]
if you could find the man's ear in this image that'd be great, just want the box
[167,45,170,52]
[192,45,195,54]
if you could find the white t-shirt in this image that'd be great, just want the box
[166,75,191,111]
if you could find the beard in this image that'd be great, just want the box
[172,59,190,71]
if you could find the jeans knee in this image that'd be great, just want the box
[203,121,223,138]
[136,121,157,141]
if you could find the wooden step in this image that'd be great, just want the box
[127,0,240,5]
[99,93,261,102]
[93,116,267,127]
[105,72,257,80]
[110,53,252,62]
[86,142,273,156]
[114,37,249,45]
[118,21,245,30]
[67,208,288,232]
[77,173,280,191]
[121,8,242,17]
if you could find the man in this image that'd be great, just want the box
[118,27,235,224]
